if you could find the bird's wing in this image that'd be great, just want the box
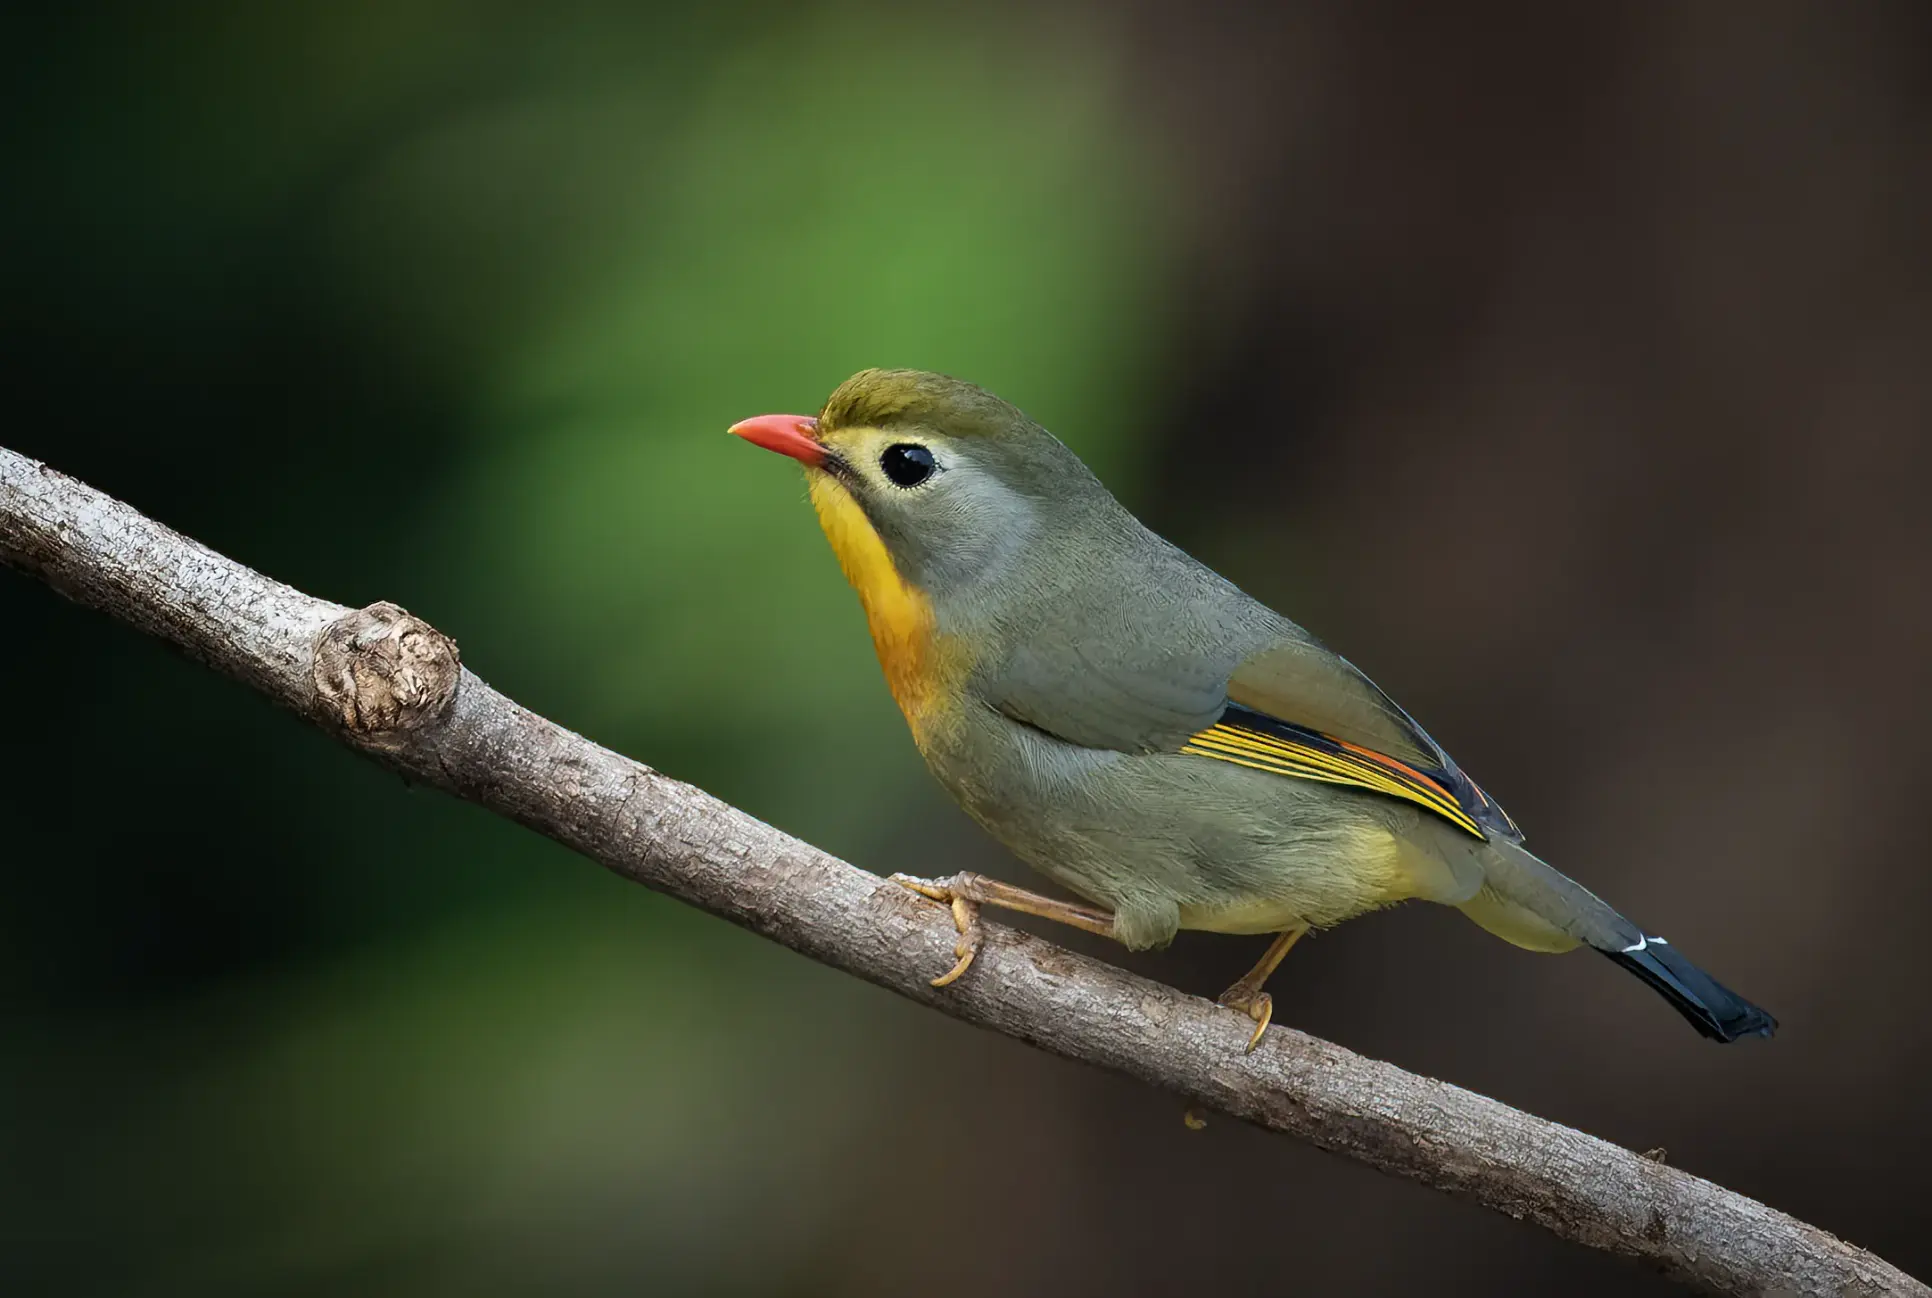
[1223,639,1443,768]
[993,632,1519,843]
[990,634,1239,755]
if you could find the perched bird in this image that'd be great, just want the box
[730,370,1776,1049]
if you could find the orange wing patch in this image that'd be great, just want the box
[1182,709,1486,838]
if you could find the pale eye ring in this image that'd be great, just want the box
[879,443,936,487]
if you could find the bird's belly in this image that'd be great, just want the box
[919,708,1424,945]
[1172,818,1413,933]
[1177,896,1319,936]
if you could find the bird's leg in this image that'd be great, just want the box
[888,871,1114,987]
[1217,925,1309,1053]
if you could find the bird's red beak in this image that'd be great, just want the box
[728,414,824,467]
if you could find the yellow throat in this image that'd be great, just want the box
[806,473,953,735]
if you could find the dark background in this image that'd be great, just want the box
[4,3,1928,1294]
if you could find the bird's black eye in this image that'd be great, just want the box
[879,443,936,488]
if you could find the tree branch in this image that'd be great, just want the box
[0,444,1917,1298]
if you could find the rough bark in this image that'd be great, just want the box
[0,444,1919,1298]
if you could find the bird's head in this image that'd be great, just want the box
[730,369,1106,602]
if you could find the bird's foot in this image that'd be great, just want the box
[888,871,1116,987]
[1216,984,1274,1054]
[888,874,984,987]
[1215,926,1306,1054]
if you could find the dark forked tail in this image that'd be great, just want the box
[1602,936,1777,1042]
[1469,837,1777,1043]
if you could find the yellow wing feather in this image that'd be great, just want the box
[1181,721,1484,837]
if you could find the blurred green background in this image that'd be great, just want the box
[4,2,1930,1294]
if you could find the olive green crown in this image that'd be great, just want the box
[818,369,1031,439]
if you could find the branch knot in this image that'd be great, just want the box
[312,601,460,743]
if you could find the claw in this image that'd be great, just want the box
[888,872,952,903]
[930,949,976,987]
[1217,986,1274,1054]
[930,896,982,986]
[1241,993,1273,1053]
[889,874,983,987]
